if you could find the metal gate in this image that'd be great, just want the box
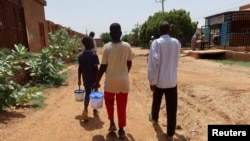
[0,0,28,50]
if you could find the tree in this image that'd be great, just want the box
[100,31,137,46]
[140,9,198,47]
[130,27,141,46]
[121,34,132,43]
[140,12,165,46]
[100,32,111,44]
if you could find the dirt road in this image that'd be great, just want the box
[0,48,250,141]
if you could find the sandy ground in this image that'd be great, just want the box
[0,47,250,141]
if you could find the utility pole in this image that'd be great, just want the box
[155,0,165,13]
[85,29,88,36]
[133,22,141,46]
[134,22,141,36]
[134,22,140,29]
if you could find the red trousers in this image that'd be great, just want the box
[104,91,128,128]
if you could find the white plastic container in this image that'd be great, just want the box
[74,89,85,101]
[89,91,103,109]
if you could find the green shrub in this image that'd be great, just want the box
[0,48,11,58]
[0,54,18,110]
[25,47,65,86]
[0,28,81,111]
[0,45,41,111]
[13,86,42,106]
[49,28,80,62]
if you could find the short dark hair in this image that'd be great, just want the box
[159,21,170,35]
[81,36,93,50]
[89,31,95,37]
[159,21,170,31]
[109,23,122,41]
[110,23,121,33]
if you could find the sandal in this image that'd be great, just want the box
[148,114,158,123]
[118,128,126,139]
[167,135,175,141]
[108,122,117,132]
[82,111,88,121]
[93,109,98,116]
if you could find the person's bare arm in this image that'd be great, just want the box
[94,64,107,89]
[78,65,82,86]
[127,60,132,73]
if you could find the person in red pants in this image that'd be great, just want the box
[94,23,134,139]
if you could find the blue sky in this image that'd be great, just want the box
[44,0,250,38]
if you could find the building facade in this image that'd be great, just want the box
[0,0,85,52]
[22,0,48,52]
[0,0,48,52]
[204,5,250,47]
[0,0,28,50]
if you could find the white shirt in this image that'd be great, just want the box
[147,34,181,88]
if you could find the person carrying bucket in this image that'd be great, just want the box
[94,23,134,139]
[78,36,100,121]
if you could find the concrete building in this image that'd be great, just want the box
[203,4,250,47]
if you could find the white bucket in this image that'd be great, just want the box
[90,91,103,109]
[74,89,85,101]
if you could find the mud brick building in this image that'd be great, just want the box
[0,0,85,52]
[0,0,48,52]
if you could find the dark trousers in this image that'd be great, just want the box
[83,86,92,108]
[151,86,178,136]
[84,84,97,107]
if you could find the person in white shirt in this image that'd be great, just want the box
[147,21,181,141]
[191,34,198,51]
[149,35,155,46]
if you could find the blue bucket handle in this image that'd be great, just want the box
[75,89,85,93]
[90,90,103,99]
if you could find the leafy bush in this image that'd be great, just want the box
[0,45,41,111]
[0,48,11,58]
[0,28,81,111]
[13,86,42,106]
[0,54,18,110]
[11,44,31,60]
[25,47,65,86]
[49,28,80,62]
